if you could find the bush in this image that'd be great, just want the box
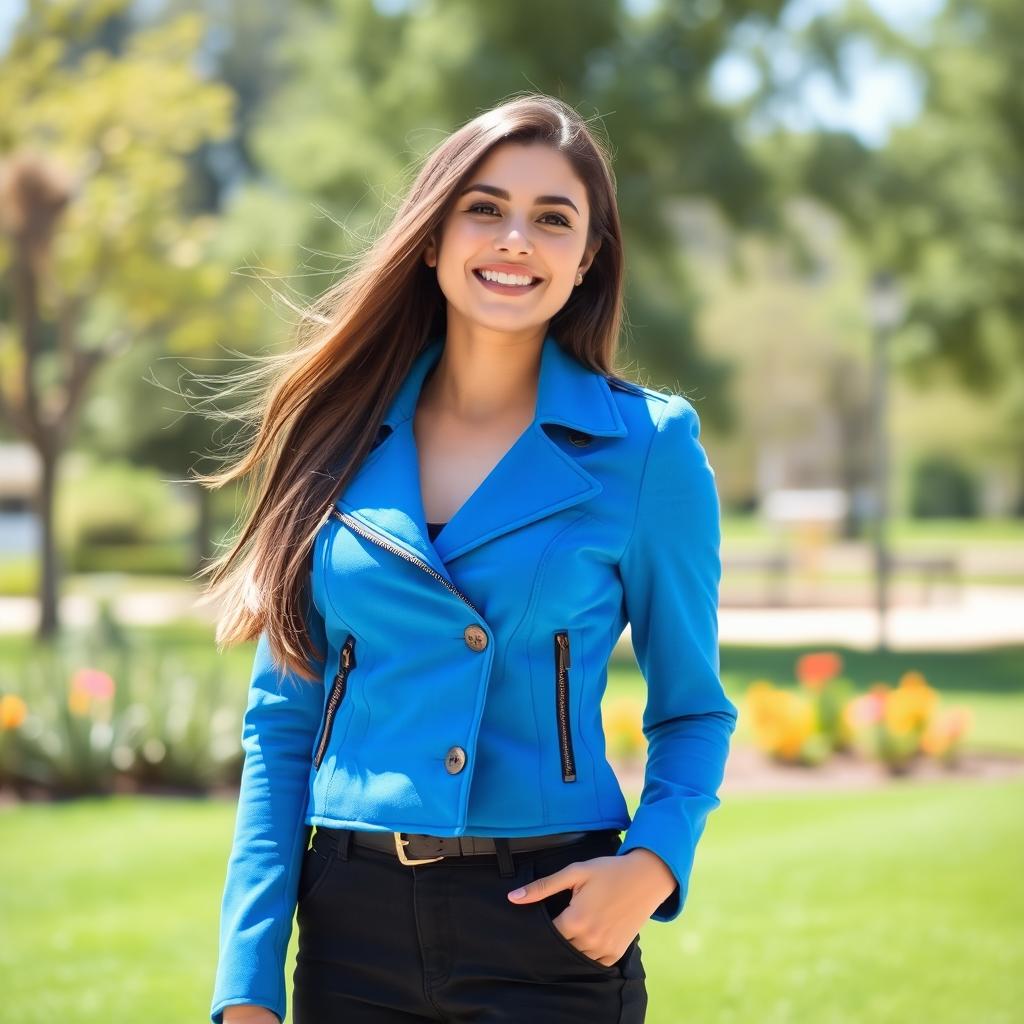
[909,454,979,518]
[0,614,252,796]
[56,456,194,554]
[67,542,192,576]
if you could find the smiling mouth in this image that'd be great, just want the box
[472,269,543,293]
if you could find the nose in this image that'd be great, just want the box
[494,218,533,255]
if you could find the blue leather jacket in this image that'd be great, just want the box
[211,332,738,1022]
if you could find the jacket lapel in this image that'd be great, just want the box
[335,332,627,575]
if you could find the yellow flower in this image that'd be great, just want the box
[68,689,92,716]
[0,694,28,730]
[898,670,929,689]
[776,695,816,758]
[745,685,815,757]
[885,676,937,734]
[602,695,646,756]
[922,706,973,753]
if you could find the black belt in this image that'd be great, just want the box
[316,827,599,865]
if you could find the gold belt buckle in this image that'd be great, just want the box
[394,832,444,865]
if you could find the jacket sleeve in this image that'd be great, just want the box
[615,393,739,923]
[210,592,327,1024]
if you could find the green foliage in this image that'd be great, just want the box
[56,457,191,549]
[909,453,980,518]
[0,556,36,597]
[780,0,1024,390]
[66,542,192,576]
[227,0,791,418]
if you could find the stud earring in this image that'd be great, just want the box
[576,272,584,286]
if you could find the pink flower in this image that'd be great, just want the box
[70,668,116,700]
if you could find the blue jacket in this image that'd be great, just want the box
[211,331,739,1023]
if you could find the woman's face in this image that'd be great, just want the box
[424,142,600,336]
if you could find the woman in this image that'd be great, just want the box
[205,93,738,1024]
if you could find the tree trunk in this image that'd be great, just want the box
[36,448,59,638]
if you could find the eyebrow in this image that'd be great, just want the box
[457,183,580,216]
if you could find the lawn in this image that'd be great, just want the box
[2,779,1021,1023]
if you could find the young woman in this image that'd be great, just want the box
[205,93,738,1024]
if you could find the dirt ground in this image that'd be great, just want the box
[3,743,1023,809]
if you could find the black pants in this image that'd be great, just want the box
[292,826,648,1023]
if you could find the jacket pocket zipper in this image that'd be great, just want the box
[313,633,356,770]
[554,630,577,783]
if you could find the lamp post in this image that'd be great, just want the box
[867,270,905,653]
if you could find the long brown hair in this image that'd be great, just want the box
[192,92,628,681]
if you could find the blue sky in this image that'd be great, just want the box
[0,0,945,148]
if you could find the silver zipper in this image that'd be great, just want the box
[330,507,482,617]
[554,630,577,782]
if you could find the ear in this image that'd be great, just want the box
[424,233,438,268]
[578,237,601,277]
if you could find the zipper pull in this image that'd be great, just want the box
[339,634,356,667]
[337,634,356,677]
[556,631,571,671]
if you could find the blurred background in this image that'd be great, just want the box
[0,1,1021,1021]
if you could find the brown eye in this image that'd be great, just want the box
[467,203,570,228]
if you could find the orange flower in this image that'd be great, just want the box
[0,694,28,730]
[796,652,843,689]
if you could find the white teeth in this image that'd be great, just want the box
[479,269,535,287]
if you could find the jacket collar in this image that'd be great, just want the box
[381,330,625,436]
[335,331,627,574]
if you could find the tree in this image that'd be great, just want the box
[184,0,793,431]
[0,1,235,635]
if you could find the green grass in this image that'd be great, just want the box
[1,782,1020,1023]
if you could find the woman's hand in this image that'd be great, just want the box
[507,848,676,966]
[222,1005,279,1023]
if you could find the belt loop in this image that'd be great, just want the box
[339,828,353,861]
[494,837,515,877]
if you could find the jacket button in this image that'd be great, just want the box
[464,625,488,651]
[445,746,467,774]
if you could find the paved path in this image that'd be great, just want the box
[716,584,1024,650]
[2,584,1022,649]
